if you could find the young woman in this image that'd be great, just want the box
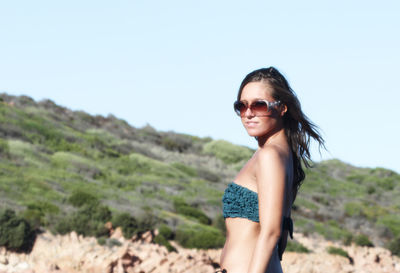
[217,67,325,273]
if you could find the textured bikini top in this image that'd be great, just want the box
[223,181,260,222]
[222,181,293,260]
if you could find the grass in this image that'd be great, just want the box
[326,246,349,258]
[286,241,310,253]
[376,215,400,237]
[293,197,319,211]
[314,220,352,241]
[202,140,253,164]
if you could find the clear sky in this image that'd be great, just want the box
[1,1,399,173]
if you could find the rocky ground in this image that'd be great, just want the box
[0,228,399,273]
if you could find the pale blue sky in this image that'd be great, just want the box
[1,1,399,173]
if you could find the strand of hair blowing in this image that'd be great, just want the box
[237,67,325,202]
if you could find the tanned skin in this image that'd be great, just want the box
[220,82,294,273]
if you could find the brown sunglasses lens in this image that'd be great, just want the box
[251,101,269,114]
[233,101,269,116]
[233,101,246,116]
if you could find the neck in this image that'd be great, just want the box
[257,126,286,148]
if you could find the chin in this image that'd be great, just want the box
[246,130,263,138]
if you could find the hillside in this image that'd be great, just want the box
[0,93,399,253]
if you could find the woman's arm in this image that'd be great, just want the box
[247,146,287,273]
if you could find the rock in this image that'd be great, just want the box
[110,227,124,241]
[141,231,153,243]
[15,262,30,270]
[0,230,399,273]
[49,263,60,270]
[0,257,7,265]
[105,221,113,234]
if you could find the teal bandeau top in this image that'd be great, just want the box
[222,181,293,260]
[222,181,260,222]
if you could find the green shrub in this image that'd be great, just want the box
[18,115,80,152]
[311,194,330,206]
[0,138,9,157]
[212,214,226,236]
[112,213,138,239]
[366,185,376,194]
[54,203,111,237]
[21,209,43,230]
[387,236,400,257]
[377,215,400,238]
[202,140,253,164]
[293,197,319,211]
[197,167,220,182]
[376,177,395,191]
[342,234,353,246]
[346,174,365,184]
[327,246,349,258]
[22,201,60,229]
[314,220,351,241]
[85,133,121,158]
[175,224,225,249]
[68,190,99,207]
[285,240,310,253]
[96,237,123,248]
[53,218,72,235]
[160,133,193,153]
[0,209,36,252]
[97,236,107,245]
[154,234,177,252]
[116,153,183,178]
[107,238,122,247]
[26,201,59,214]
[171,162,197,177]
[354,234,374,247]
[344,202,364,217]
[136,211,158,237]
[173,199,211,225]
[158,224,174,240]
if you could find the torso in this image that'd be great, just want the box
[220,146,293,273]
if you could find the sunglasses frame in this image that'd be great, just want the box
[233,99,281,117]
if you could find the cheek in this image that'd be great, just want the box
[258,117,278,131]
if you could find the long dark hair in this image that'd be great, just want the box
[237,67,325,202]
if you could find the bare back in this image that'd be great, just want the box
[220,143,294,273]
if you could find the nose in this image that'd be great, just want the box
[244,106,255,118]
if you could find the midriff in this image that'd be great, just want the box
[220,218,261,272]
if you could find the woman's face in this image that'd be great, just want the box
[239,81,283,138]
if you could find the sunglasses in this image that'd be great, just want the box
[233,99,281,117]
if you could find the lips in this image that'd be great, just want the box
[245,122,258,127]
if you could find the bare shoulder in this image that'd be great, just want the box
[256,144,287,168]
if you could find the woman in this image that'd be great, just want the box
[217,67,324,273]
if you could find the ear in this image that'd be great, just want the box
[280,104,287,117]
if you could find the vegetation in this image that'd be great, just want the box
[158,224,174,240]
[154,233,176,252]
[0,209,36,252]
[175,224,225,249]
[68,190,100,207]
[152,224,177,252]
[354,234,374,247]
[97,237,122,248]
[387,236,400,257]
[111,211,158,239]
[326,246,350,258]
[202,140,253,164]
[173,198,211,225]
[285,240,310,253]
[0,93,399,252]
[53,203,111,237]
